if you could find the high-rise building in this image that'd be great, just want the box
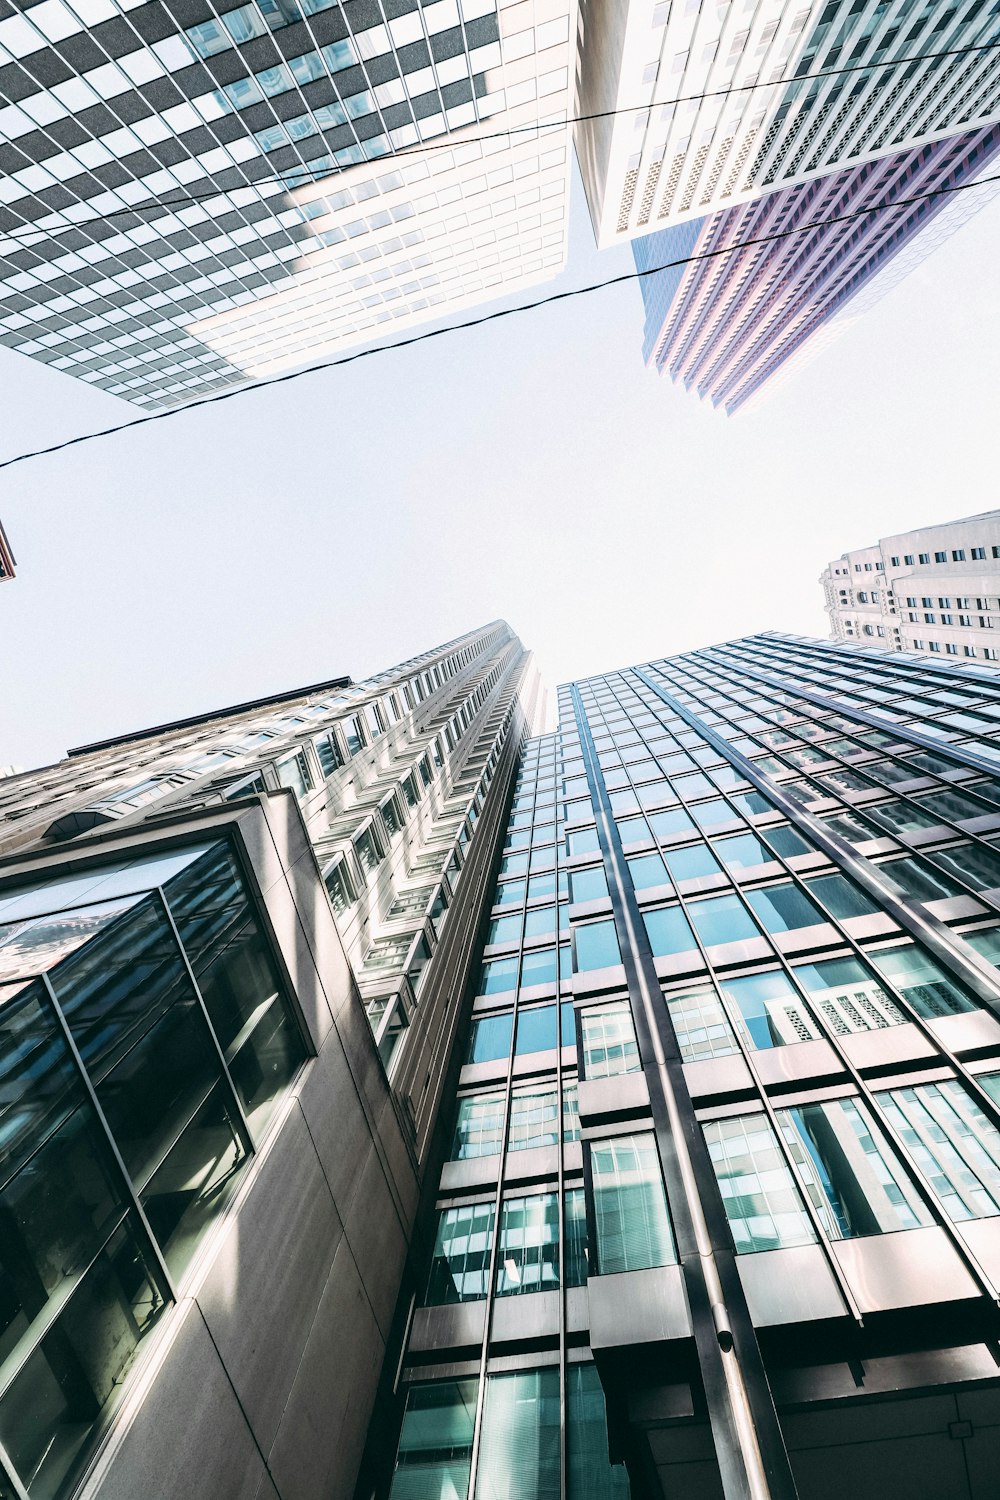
[374,628,1000,1500]
[575,0,1000,249]
[633,127,1000,413]
[12,625,1000,1500]
[0,619,542,1500]
[821,510,1000,660]
[0,0,572,408]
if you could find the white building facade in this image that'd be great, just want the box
[575,0,1000,248]
[821,510,1000,661]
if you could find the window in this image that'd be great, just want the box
[905,554,915,565]
[591,1133,675,1273]
[276,749,312,798]
[520,946,570,989]
[713,832,773,870]
[802,872,880,920]
[627,852,670,889]
[745,883,825,932]
[919,554,930,564]
[426,1203,494,1303]
[571,865,608,902]
[452,1093,504,1158]
[890,556,901,567]
[643,905,698,958]
[574,919,621,971]
[720,969,820,1049]
[388,1378,478,1500]
[568,827,600,856]
[935,551,948,563]
[666,985,738,1061]
[314,731,344,777]
[777,1098,928,1238]
[467,1011,513,1063]
[581,1000,640,1077]
[564,1189,590,1288]
[662,843,722,883]
[866,943,977,1019]
[488,914,521,947]
[953,550,966,561]
[686,892,759,946]
[495,1192,560,1295]
[479,956,517,995]
[354,825,384,877]
[323,858,356,915]
[876,1081,1000,1221]
[508,1086,559,1152]
[705,1114,815,1252]
[475,1370,560,1499]
[880,856,963,902]
[514,1001,575,1055]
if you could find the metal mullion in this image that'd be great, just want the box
[552,752,569,1500]
[634,670,1000,1301]
[40,973,177,1306]
[0,1439,30,1500]
[154,889,256,1162]
[572,687,799,1500]
[465,766,536,1500]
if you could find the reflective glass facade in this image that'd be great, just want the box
[380,628,1000,1500]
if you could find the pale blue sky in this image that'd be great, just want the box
[3,161,1000,771]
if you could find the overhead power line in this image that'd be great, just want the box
[2,35,999,247]
[1,163,998,475]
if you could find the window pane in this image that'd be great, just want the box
[666,986,738,1061]
[564,1187,589,1287]
[790,955,905,1034]
[426,1203,495,1303]
[643,906,697,958]
[571,866,609,903]
[508,1087,559,1152]
[745,883,825,933]
[574,920,621,972]
[591,1132,675,1273]
[647,807,695,839]
[475,1369,560,1500]
[705,1114,815,1253]
[389,1378,478,1500]
[566,1364,630,1500]
[803,873,880,920]
[713,833,772,870]
[866,943,977,1018]
[778,1099,929,1239]
[876,1081,1000,1221]
[626,853,669,889]
[879,857,964,902]
[468,1013,513,1064]
[933,843,1000,892]
[581,1001,640,1078]
[765,826,811,858]
[685,893,758,947]
[662,844,722,882]
[495,1192,559,1295]
[720,970,821,1049]
[488,914,522,946]
[521,948,559,988]
[453,1093,504,1159]
[515,1005,557,1055]
[480,957,518,995]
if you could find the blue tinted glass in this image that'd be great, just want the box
[571,866,608,902]
[745,884,824,933]
[561,1002,577,1047]
[643,906,697,958]
[574,921,621,972]
[648,807,695,839]
[521,948,557,987]
[686,894,758,947]
[568,828,600,855]
[662,845,721,882]
[804,874,879,920]
[495,880,526,907]
[721,971,799,1050]
[765,825,810,857]
[627,853,669,889]
[713,833,771,869]
[469,1013,513,1063]
[515,1005,557,1055]
[690,799,736,828]
[479,956,517,995]
[524,907,556,939]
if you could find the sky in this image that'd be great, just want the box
[2,160,1000,772]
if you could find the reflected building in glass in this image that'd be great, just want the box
[0,0,573,406]
[12,625,1000,1500]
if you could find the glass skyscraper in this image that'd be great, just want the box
[8,625,1000,1499]
[0,0,572,406]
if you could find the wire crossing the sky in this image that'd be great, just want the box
[1,164,997,475]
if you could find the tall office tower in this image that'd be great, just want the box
[575,0,1000,248]
[0,0,572,408]
[373,630,1000,1500]
[821,510,1000,660]
[633,127,1000,413]
[0,619,543,1500]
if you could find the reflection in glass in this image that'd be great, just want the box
[591,1133,675,1273]
[721,970,821,1049]
[388,1378,478,1500]
[496,1192,559,1295]
[705,1114,815,1253]
[426,1203,495,1304]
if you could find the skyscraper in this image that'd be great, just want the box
[821,509,1000,659]
[0,619,542,1500]
[10,626,1000,1500]
[0,0,573,407]
[634,127,1000,413]
[576,0,1000,247]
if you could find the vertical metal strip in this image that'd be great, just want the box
[571,687,798,1500]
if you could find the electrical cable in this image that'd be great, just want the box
[2,34,999,246]
[0,162,997,474]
